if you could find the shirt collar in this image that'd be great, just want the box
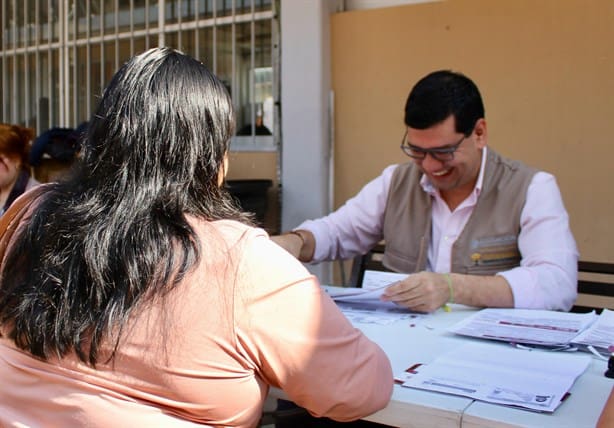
[420,146,488,199]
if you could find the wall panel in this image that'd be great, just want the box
[331,0,614,262]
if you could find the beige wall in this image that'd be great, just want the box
[331,0,614,262]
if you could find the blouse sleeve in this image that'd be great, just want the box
[234,230,393,421]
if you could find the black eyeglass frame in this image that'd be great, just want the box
[400,131,468,162]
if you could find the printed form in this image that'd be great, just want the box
[448,308,598,347]
[401,341,591,412]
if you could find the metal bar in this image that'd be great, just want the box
[11,0,18,123]
[130,0,134,55]
[194,0,199,58]
[0,0,5,122]
[159,0,165,47]
[73,0,78,126]
[249,0,255,138]
[114,0,119,70]
[231,0,236,123]
[212,0,216,73]
[47,0,53,127]
[86,0,91,120]
[34,0,41,133]
[145,0,150,50]
[59,0,68,126]
[24,0,30,126]
[178,0,182,49]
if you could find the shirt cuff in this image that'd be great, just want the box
[496,268,536,309]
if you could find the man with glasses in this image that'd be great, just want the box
[273,70,577,313]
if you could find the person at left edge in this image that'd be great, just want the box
[0,123,39,216]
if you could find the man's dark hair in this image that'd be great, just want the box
[404,70,484,136]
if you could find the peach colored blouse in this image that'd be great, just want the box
[0,191,393,427]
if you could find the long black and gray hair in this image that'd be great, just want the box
[0,47,250,365]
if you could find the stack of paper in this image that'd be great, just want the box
[401,341,591,412]
[570,309,614,351]
[321,273,422,324]
[448,308,614,352]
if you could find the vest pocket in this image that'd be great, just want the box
[464,240,521,275]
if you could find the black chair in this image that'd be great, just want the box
[348,243,390,287]
[571,261,614,313]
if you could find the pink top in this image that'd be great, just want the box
[0,196,393,427]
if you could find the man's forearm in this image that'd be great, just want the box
[451,273,514,308]
[270,229,315,262]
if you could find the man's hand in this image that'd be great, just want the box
[381,272,515,311]
[380,272,451,313]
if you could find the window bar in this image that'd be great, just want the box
[86,0,92,120]
[231,0,237,130]
[34,0,41,133]
[100,0,105,96]
[59,0,68,126]
[159,0,166,47]
[130,0,134,56]
[11,0,18,123]
[72,0,78,127]
[114,0,119,71]
[193,0,199,60]
[212,0,216,73]
[24,0,31,127]
[177,0,182,50]
[47,0,54,127]
[0,0,5,122]
[250,0,255,139]
[145,0,150,50]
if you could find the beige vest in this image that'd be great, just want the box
[382,149,537,275]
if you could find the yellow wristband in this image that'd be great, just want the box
[443,273,454,312]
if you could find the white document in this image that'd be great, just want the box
[322,284,388,302]
[361,270,409,290]
[448,308,598,347]
[571,308,614,351]
[321,284,424,324]
[335,301,422,325]
[322,270,408,303]
[402,342,591,412]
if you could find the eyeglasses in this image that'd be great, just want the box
[400,131,467,162]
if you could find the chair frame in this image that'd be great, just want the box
[573,260,614,313]
[349,243,390,287]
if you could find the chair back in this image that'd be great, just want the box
[572,261,614,313]
[349,243,391,287]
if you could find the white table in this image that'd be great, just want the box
[270,288,613,427]
[461,349,611,428]
[355,304,476,427]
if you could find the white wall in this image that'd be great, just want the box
[280,0,341,282]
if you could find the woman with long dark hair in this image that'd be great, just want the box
[0,47,392,427]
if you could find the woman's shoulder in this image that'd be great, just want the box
[190,217,312,281]
[190,218,268,245]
